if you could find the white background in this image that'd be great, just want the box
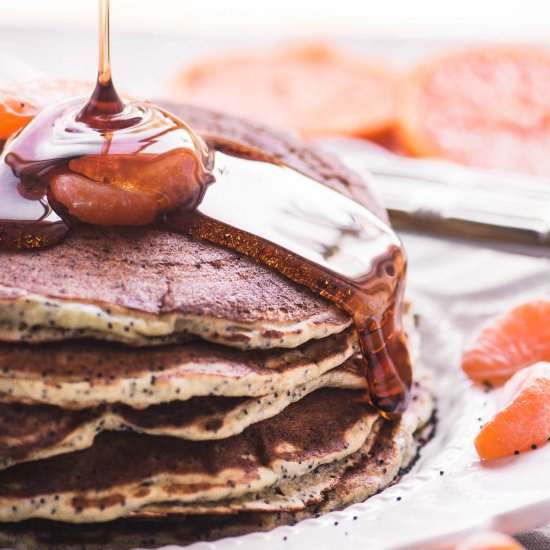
[2,0,550,38]
[2,0,550,100]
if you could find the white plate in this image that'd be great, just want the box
[176,232,550,550]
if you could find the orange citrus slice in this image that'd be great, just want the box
[455,531,525,550]
[169,44,398,138]
[0,79,93,141]
[462,300,550,386]
[474,362,550,460]
[397,47,550,176]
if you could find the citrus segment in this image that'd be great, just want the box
[0,79,93,140]
[462,300,550,386]
[474,362,550,461]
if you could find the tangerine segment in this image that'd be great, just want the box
[69,149,205,212]
[170,44,398,138]
[51,174,158,226]
[0,79,93,141]
[397,47,550,176]
[474,362,550,461]
[462,300,550,386]
[53,149,205,226]
[455,531,525,550]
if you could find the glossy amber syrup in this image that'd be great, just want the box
[0,0,412,417]
[168,148,412,417]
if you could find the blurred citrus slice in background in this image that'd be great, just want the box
[169,44,398,138]
[397,47,550,177]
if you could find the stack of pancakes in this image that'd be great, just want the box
[0,105,435,549]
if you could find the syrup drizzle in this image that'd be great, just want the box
[0,0,213,248]
[168,149,412,417]
[0,0,412,418]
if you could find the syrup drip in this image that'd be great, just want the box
[0,0,412,418]
[168,149,412,417]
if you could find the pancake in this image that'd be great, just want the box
[133,369,434,517]
[0,227,350,349]
[0,104,386,349]
[0,359,367,469]
[136,417,384,517]
[0,388,378,523]
[0,102,431,548]
[0,371,435,550]
[0,327,356,409]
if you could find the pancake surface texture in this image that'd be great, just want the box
[0,104,384,349]
[0,371,434,549]
[0,327,357,408]
[0,358,367,469]
[0,389,378,523]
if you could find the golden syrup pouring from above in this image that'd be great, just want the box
[0,0,412,418]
